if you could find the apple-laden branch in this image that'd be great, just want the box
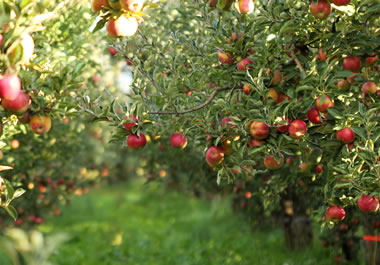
[148,87,230,115]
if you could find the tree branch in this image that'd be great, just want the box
[290,47,306,76]
[148,87,229,115]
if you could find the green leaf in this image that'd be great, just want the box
[4,205,18,221]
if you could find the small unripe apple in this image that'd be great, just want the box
[308,107,326,124]
[264,152,284,169]
[331,0,350,5]
[318,48,328,62]
[92,0,109,11]
[2,91,30,114]
[218,50,234,65]
[335,79,350,90]
[358,194,379,213]
[316,95,334,111]
[288,120,307,139]
[120,0,144,13]
[0,74,21,100]
[170,133,188,149]
[362,81,377,94]
[206,146,224,167]
[343,56,361,72]
[248,138,264,148]
[127,133,147,150]
[310,0,331,19]
[106,16,138,37]
[29,114,51,134]
[336,127,355,144]
[250,121,269,140]
[326,205,345,222]
[237,57,253,70]
[234,0,254,14]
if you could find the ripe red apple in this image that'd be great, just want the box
[92,0,109,11]
[249,138,264,148]
[331,0,350,5]
[2,91,30,114]
[366,55,378,65]
[120,0,144,12]
[316,95,334,111]
[310,0,331,19]
[235,0,254,14]
[343,56,361,72]
[170,133,188,149]
[326,205,345,222]
[264,152,284,169]
[109,47,118,56]
[362,81,377,94]
[237,57,253,70]
[288,120,307,139]
[308,107,327,124]
[218,50,234,65]
[0,34,3,48]
[358,194,379,213]
[315,164,323,174]
[250,121,269,140]
[206,146,224,167]
[276,117,290,133]
[29,114,52,134]
[0,74,21,100]
[208,0,217,7]
[106,16,138,37]
[318,48,328,62]
[275,93,290,104]
[336,127,355,144]
[127,133,146,150]
[336,79,350,90]
[243,84,252,95]
[123,115,137,132]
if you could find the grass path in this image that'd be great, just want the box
[3,180,333,265]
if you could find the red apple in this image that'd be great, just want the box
[366,55,378,65]
[288,120,307,139]
[310,0,331,19]
[299,162,308,172]
[308,107,327,124]
[331,0,350,5]
[237,57,253,70]
[358,194,379,213]
[318,48,328,62]
[127,133,146,150]
[336,127,355,144]
[109,47,118,56]
[235,0,254,14]
[218,50,234,65]
[29,114,52,134]
[208,0,217,7]
[249,138,264,148]
[316,95,334,111]
[106,16,138,37]
[275,93,290,104]
[276,117,290,133]
[336,79,350,90]
[170,133,188,149]
[326,205,345,222]
[0,34,3,48]
[362,81,377,94]
[120,0,144,13]
[264,152,284,169]
[206,146,224,167]
[243,84,252,95]
[2,91,30,114]
[92,0,109,11]
[0,74,21,100]
[343,56,361,72]
[315,164,323,174]
[266,88,278,102]
[250,121,269,140]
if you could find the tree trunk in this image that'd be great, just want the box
[281,189,313,249]
[362,213,380,265]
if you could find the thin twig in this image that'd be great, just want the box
[149,87,229,115]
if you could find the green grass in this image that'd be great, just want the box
[1,180,335,265]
